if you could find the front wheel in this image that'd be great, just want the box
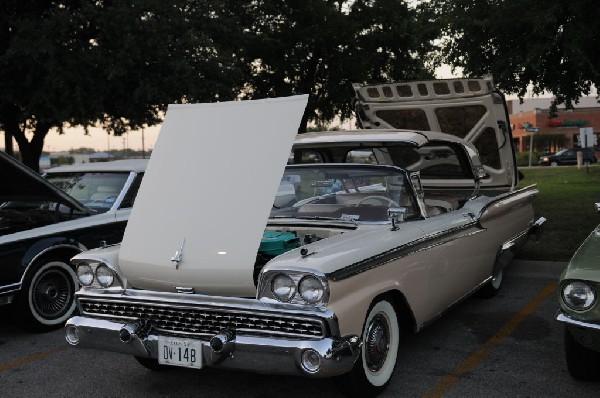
[18,260,78,331]
[337,299,401,397]
[564,326,600,380]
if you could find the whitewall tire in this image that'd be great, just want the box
[337,298,401,397]
[20,260,79,330]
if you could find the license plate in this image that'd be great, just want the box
[158,336,203,369]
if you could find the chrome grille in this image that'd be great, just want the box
[79,299,326,339]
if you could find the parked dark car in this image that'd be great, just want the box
[539,148,597,166]
[0,152,147,330]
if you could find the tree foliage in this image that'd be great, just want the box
[1,0,436,169]
[427,0,600,112]
[0,0,247,170]
[243,0,436,132]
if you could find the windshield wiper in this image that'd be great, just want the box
[295,215,357,224]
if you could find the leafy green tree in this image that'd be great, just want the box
[243,0,436,132]
[427,0,600,111]
[0,0,247,170]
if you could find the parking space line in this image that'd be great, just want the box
[423,283,557,398]
[0,346,66,372]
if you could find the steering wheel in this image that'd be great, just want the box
[355,195,399,207]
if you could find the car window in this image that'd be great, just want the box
[388,143,472,179]
[289,150,323,164]
[46,172,130,213]
[346,150,377,164]
[271,165,418,222]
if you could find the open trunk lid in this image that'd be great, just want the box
[353,78,517,190]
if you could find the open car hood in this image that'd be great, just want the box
[118,96,308,296]
[353,77,517,189]
[0,151,88,212]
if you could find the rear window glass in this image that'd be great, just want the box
[388,143,471,179]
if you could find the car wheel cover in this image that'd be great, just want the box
[28,261,78,324]
[362,300,400,387]
[365,313,390,372]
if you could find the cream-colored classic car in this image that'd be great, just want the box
[65,79,544,397]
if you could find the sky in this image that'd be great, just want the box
[41,124,161,153]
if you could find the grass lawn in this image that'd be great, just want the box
[515,164,600,261]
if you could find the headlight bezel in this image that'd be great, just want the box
[259,269,330,307]
[561,280,597,311]
[74,260,124,290]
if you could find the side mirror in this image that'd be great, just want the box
[388,207,407,231]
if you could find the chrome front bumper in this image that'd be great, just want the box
[66,316,360,377]
[556,311,600,331]
[556,310,600,352]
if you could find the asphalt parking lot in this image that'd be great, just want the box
[2,260,600,398]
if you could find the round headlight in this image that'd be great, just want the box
[95,264,115,288]
[271,274,296,302]
[76,263,94,286]
[562,281,596,310]
[299,276,324,304]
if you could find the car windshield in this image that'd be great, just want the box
[270,165,417,222]
[46,172,130,212]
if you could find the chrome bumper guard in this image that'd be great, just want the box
[528,216,546,239]
[556,311,600,331]
[65,290,361,377]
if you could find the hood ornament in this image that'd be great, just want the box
[170,239,185,269]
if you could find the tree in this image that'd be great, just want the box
[0,0,247,171]
[242,0,436,133]
[427,0,600,111]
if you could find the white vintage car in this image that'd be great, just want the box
[65,79,544,396]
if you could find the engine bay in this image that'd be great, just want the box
[253,226,348,285]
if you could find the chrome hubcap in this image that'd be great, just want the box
[32,269,72,319]
[365,313,390,372]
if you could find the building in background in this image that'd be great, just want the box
[509,97,600,154]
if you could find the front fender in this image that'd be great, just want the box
[22,237,87,269]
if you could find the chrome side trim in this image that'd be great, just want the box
[556,311,600,331]
[0,283,21,295]
[327,222,483,281]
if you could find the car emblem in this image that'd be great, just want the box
[170,239,185,269]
